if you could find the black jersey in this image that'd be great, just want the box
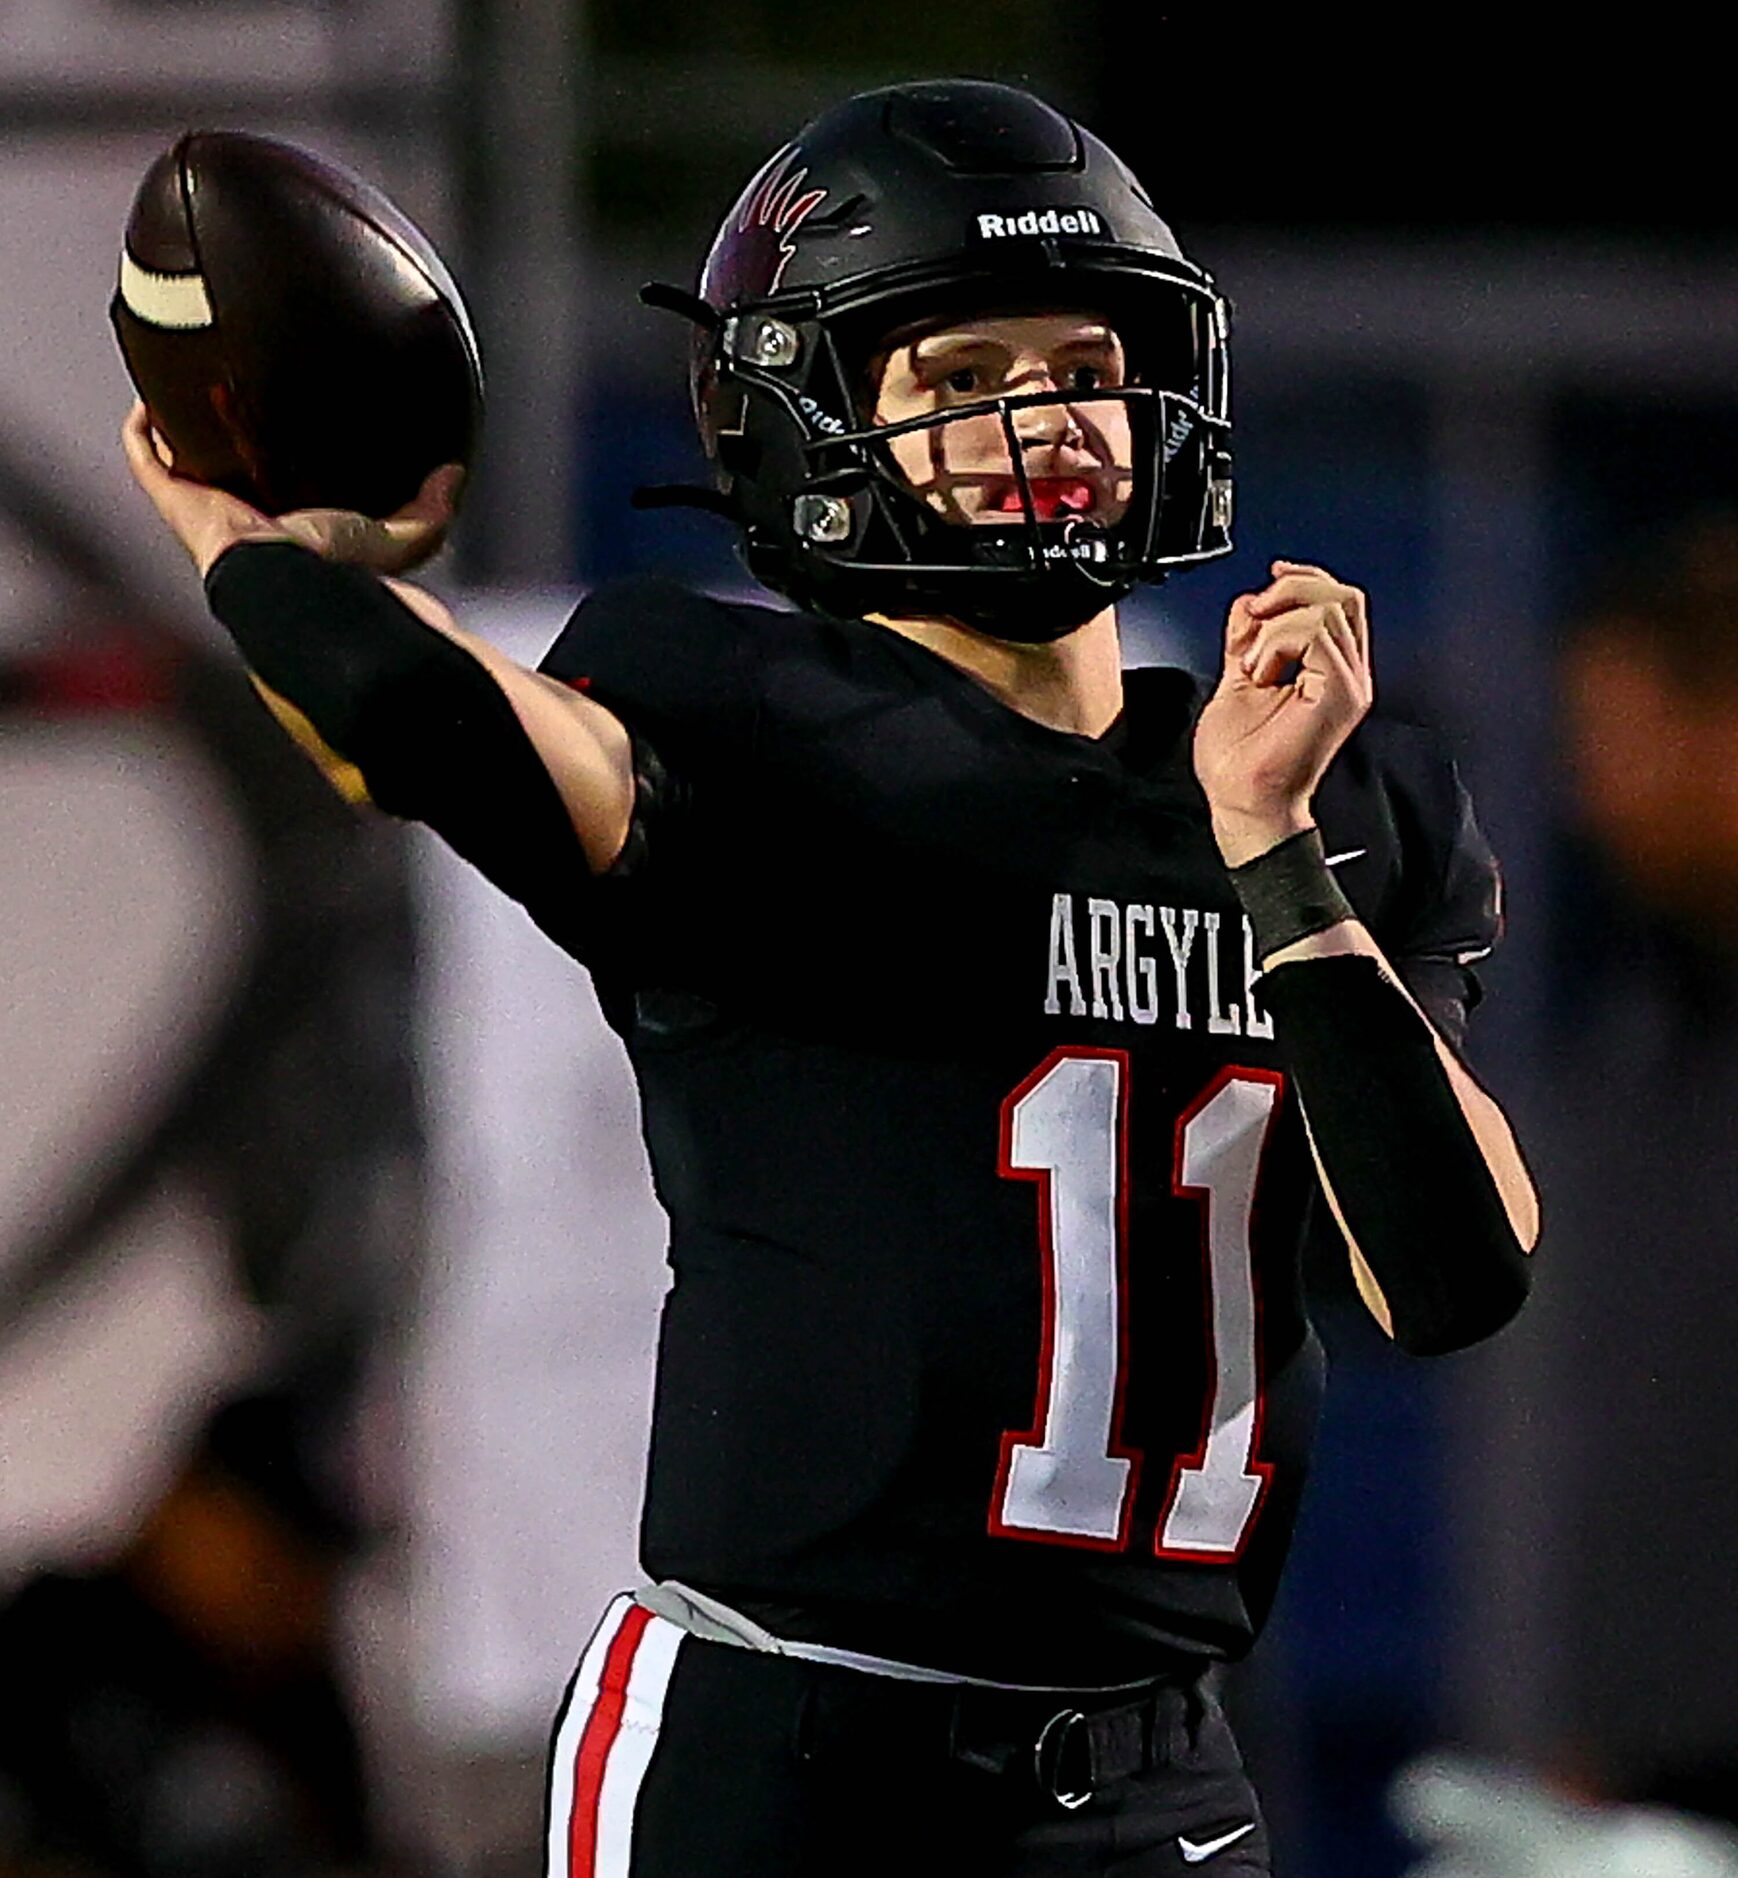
[528,578,1500,1687]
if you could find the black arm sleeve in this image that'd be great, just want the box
[204,540,607,953]
[1262,953,1532,1356]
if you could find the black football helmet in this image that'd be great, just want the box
[645,79,1232,642]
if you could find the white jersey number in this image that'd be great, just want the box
[991,1052,1280,1559]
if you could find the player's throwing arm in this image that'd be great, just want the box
[121,404,637,881]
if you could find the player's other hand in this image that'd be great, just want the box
[123,401,461,579]
[1193,559,1374,867]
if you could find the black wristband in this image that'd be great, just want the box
[1227,826,1355,961]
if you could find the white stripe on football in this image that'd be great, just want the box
[117,250,214,331]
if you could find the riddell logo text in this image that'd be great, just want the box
[976,208,1105,240]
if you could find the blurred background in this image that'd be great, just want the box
[4,5,1738,1874]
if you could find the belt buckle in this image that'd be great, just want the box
[1033,1707,1093,1810]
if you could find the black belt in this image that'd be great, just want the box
[798,1666,1208,1811]
[952,1678,1202,1809]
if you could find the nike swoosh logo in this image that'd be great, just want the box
[1324,848,1367,868]
[1178,1821,1257,1863]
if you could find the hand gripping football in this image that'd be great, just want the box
[111,130,483,519]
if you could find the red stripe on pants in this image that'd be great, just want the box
[567,1603,655,1877]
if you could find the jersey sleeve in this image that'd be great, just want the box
[1381,733,1505,1051]
[533,577,767,978]
[538,576,762,775]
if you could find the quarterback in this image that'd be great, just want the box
[125,80,1537,1878]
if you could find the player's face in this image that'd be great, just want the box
[870,312,1135,529]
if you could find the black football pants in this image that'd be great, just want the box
[545,1596,1271,1877]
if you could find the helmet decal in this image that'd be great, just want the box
[709,145,829,302]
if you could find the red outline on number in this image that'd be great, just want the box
[988,1045,1144,1553]
[1152,1064,1285,1565]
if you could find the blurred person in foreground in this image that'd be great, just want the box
[122,79,1537,1877]
[1536,514,1738,1826]
[1394,1755,1738,1878]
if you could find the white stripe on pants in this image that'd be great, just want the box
[545,1594,686,1878]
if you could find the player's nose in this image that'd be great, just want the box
[1011,388,1085,455]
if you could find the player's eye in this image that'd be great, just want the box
[945,366,981,394]
[1069,364,1111,391]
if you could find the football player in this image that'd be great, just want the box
[124,79,1539,1878]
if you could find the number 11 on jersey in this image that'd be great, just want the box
[990,1051,1281,1560]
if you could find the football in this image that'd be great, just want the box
[111,130,483,520]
